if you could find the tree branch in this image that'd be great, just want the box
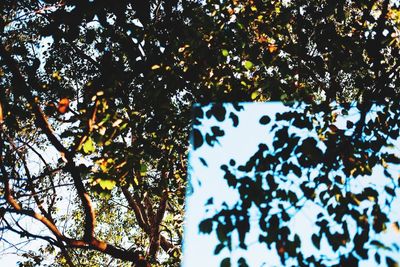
[0,42,96,243]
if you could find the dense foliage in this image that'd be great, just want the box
[1,0,400,266]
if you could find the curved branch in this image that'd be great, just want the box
[121,185,176,257]
[0,43,96,242]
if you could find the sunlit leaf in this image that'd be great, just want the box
[98,179,116,190]
[57,98,70,114]
[140,163,147,176]
[243,60,253,70]
[83,137,95,154]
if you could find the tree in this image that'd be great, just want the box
[1,0,400,266]
[0,0,192,265]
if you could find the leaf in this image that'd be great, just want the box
[229,112,239,127]
[220,258,231,267]
[375,253,381,264]
[251,91,259,100]
[243,60,253,70]
[52,71,61,80]
[385,186,395,196]
[199,157,208,167]
[221,49,229,57]
[384,154,400,164]
[57,98,70,114]
[192,129,203,150]
[140,163,147,176]
[259,115,271,125]
[83,137,95,154]
[311,234,321,249]
[199,219,213,234]
[268,44,278,53]
[151,64,161,70]
[238,257,249,267]
[99,179,116,190]
[328,124,339,132]
[386,257,399,267]
[370,240,386,248]
[346,120,354,129]
[214,243,224,254]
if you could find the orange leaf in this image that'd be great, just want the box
[58,98,70,114]
[268,44,278,53]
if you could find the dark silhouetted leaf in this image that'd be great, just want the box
[199,219,213,234]
[214,243,224,255]
[193,129,203,150]
[199,157,208,167]
[220,258,231,267]
[229,112,239,127]
[386,257,399,267]
[259,115,271,125]
[311,234,321,249]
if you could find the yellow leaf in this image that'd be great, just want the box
[52,71,62,80]
[251,91,259,100]
[151,65,161,70]
[83,137,95,154]
[99,179,116,190]
[133,176,139,186]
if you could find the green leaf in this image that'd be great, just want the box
[99,179,116,190]
[221,49,229,57]
[244,60,253,70]
[140,163,147,176]
[83,137,95,154]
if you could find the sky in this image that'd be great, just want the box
[182,102,400,267]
